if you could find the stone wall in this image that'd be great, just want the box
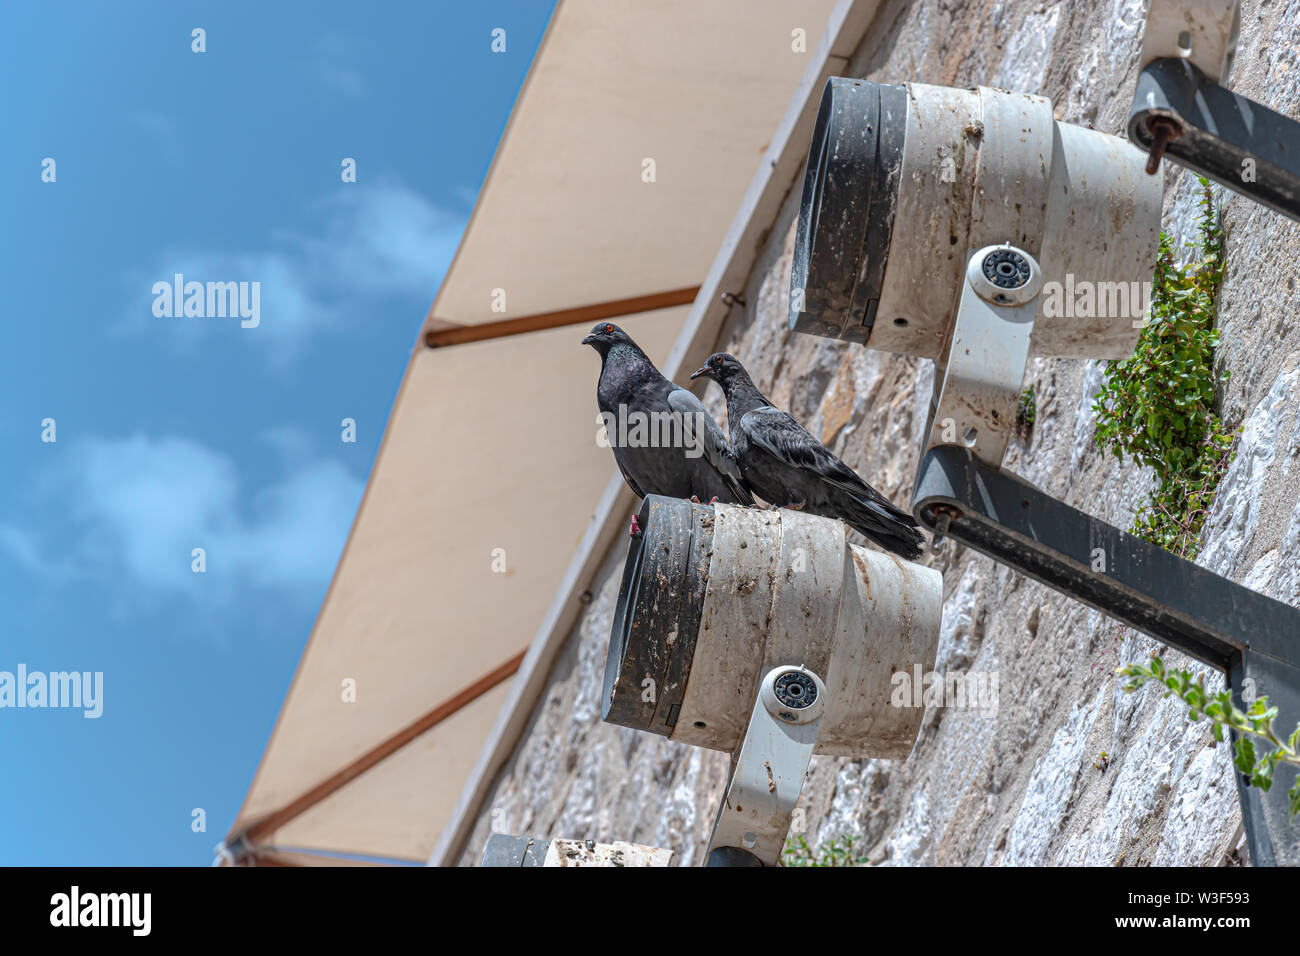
[459,0,1300,866]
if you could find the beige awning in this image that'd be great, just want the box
[425,0,838,336]
[224,0,835,866]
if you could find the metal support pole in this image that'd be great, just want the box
[913,444,1300,864]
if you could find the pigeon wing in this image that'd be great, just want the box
[739,406,910,519]
[667,386,753,505]
[739,406,859,482]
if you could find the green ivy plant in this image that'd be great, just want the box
[1092,178,1236,559]
[1103,184,1300,822]
[1016,385,1037,441]
[1118,656,1300,817]
[782,833,868,867]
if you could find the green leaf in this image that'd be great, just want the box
[1234,737,1256,775]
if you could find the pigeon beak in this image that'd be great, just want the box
[690,365,711,381]
[580,333,596,345]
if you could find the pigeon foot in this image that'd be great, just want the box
[628,515,643,537]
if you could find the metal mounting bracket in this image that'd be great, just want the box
[706,665,826,867]
[1137,0,1239,83]
[925,244,1043,469]
[913,444,1300,865]
[1129,1,1300,222]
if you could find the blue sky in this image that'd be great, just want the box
[0,1,553,865]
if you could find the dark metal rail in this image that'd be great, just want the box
[914,444,1300,865]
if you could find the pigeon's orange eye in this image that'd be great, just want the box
[712,355,722,366]
[604,324,613,333]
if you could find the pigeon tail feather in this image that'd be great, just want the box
[835,489,924,560]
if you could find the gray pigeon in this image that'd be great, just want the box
[582,325,752,527]
[691,352,924,560]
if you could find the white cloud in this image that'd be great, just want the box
[0,525,73,581]
[132,181,465,361]
[2,433,363,604]
[303,183,463,296]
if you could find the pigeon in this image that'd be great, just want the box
[691,352,924,560]
[582,324,752,533]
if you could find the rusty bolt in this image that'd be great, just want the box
[1143,116,1184,176]
[928,504,963,556]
